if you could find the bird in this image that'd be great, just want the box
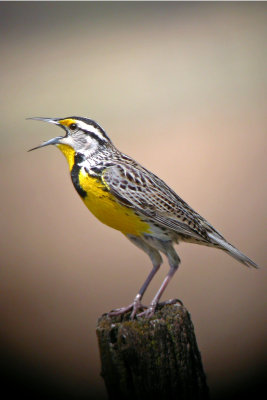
[28,116,258,318]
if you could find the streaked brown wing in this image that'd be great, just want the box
[102,163,210,242]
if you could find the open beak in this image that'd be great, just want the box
[27,117,64,152]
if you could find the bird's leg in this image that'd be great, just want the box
[109,235,163,319]
[138,244,181,318]
[137,265,178,318]
[108,263,160,319]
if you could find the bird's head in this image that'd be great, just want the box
[28,116,112,162]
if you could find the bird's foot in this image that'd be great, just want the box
[108,294,147,320]
[137,298,183,318]
[109,297,183,319]
[137,304,156,318]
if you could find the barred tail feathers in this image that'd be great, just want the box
[208,232,258,268]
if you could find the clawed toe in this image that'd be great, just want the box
[108,298,183,319]
[108,304,134,317]
[137,299,183,318]
[108,301,147,319]
[137,308,155,318]
[130,302,147,319]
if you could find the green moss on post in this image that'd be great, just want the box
[96,302,209,400]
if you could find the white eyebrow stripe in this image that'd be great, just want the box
[77,120,108,141]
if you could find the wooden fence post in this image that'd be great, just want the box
[96,301,209,400]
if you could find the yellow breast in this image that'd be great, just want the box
[78,168,151,236]
[56,143,150,236]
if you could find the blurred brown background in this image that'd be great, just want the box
[0,2,266,399]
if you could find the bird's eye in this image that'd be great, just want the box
[69,123,77,131]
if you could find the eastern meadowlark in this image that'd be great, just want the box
[29,116,258,318]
